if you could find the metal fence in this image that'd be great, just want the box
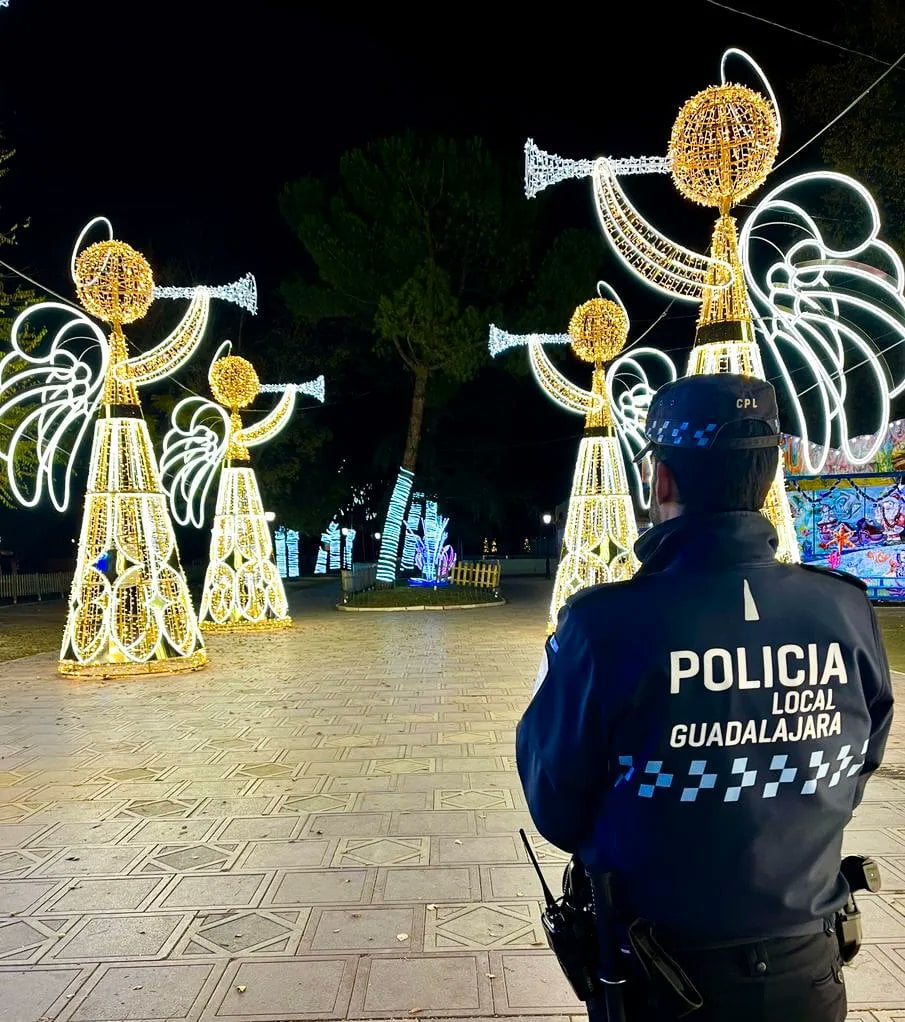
[0,572,72,602]
[449,560,501,590]
[341,563,378,595]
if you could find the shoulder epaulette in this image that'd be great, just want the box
[799,562,867,591]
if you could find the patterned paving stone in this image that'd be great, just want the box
[846,946,905,1008]
[389,809,476,837]
[435,835,522,865]
[238,839,334,870]
[0,847,52,877]
[302,812,388,838]
[0,802,44,823]
[45,876,166,913]
[194,797,276,818]
[203,958,355,1020]
[307,906,418,951]
[213,816,297,842]
[368,758,433,775]
[156,872,272,910]
[139,842,242,874]
[176,908,309,956]
[0,915,78,963]
[46,911,191,962]
[35,845,147,877]
[122,819,219,845]
[354,791,431,812]
[489,950,583,1014]
[117,798,197,820]
[480,864,564,902]
[264,868,373,906]
[36,821,136,847]
[333,836,430,867]
[61,961,222,1021]
[0,823,49,847]
[373,864,480,904]
[4,581,902,1019]
[0,966,90,1022]
[425,902,544,950]
[437,788,516,811]
[0,878,62,914]
[234,762,294,779]
[349,953,493,1017]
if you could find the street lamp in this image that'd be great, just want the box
[264,511,275,523]
[541,513,553,579]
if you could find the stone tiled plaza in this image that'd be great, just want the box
[0,579,905,1021]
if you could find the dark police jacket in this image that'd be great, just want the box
[516,511,894,942]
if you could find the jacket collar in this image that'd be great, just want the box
[634,511,779,576]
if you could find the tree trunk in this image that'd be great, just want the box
[375,367,429,584]
[402,366,429,473]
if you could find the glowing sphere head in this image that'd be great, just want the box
[567,298,629,364]
[74,241,155,324]
[669,84,778,209]
[210,355,261,409]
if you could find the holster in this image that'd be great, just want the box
[835,897,863,963]
[627,919,703,1018]
[836,855,882,963]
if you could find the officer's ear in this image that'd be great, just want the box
[654,458,682,508]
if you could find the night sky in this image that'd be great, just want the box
[0,1,873,565]
[0,2,837,310]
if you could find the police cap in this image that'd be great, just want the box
[634,374,780,463]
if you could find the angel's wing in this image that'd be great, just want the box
[160,396,230,528]
[0,301,109,511]
[607,346,678,508]
[741,170,905,475]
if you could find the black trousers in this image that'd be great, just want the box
[586,929,845,1022]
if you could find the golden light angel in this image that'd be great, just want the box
[490,284,675,629]
[0,217,257,677]
[524,50,802,561]
[161,343,324,633]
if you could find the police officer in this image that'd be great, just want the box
[516,374,893,1022]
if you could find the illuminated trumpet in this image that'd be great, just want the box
[154,273,258,315]
[524,138,670,199]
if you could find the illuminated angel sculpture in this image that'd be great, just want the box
[0,218,257,677]
[524,50,805,562]
[490,287,675,628]
[161,344,324,632]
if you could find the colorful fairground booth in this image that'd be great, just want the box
[785,423,905,602]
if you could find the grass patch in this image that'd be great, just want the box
[0,601,68,662]
[343,585,502,608]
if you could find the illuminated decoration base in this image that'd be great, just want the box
[198,467,291,633]
[406,498,456,584]
[549,433,637,630]
[60,417,207,677]
[377,467,415,583]
[686,338,800,563]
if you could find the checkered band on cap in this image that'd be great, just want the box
[646,418,720,448]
